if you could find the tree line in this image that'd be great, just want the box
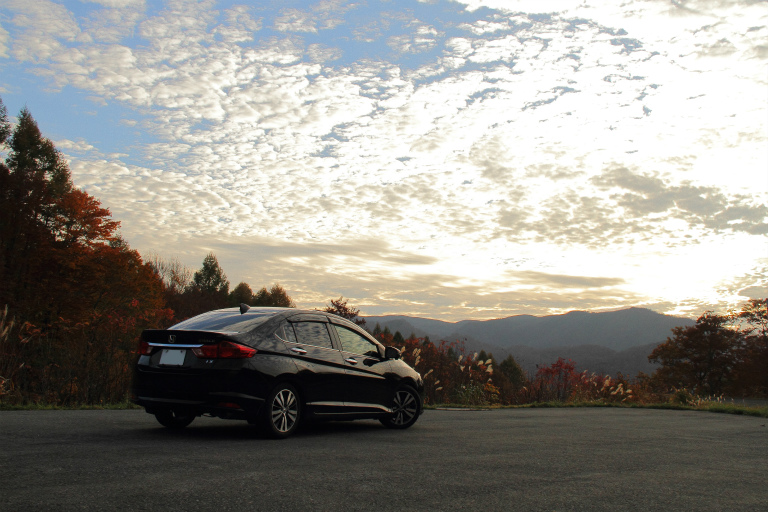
[148,251,295,323]
[646,300,767,398]
[353,298,767,406]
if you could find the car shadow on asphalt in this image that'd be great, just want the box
[136,418,387,441]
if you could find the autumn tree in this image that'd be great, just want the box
[0,97,168,404]
[324,296,366,326]
[147,253,193,294]
[253,283,296,308]
[732,299,768,396]
[648,312,740,395]
[146,253,194,325]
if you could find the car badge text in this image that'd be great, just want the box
[168,335,176,343]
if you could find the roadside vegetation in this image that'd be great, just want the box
[1,97,766,419]
[360,297,767,418]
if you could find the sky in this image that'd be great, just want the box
[0,0,766,321]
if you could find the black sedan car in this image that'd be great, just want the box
[132,306,424,438]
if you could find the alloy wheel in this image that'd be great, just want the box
[391,389,418,426]
[271,388,298,433]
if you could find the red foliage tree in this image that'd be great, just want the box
[648,312,740,395]
[0,98,169,404]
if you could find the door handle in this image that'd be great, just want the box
[290,347,307,355]
[345,358,358,365]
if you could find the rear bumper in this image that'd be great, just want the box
[132,365,268,419]
[133,392,265,420]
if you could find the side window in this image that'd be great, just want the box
[333,325,379,357]
[292,322,334,350]
[277,323,298,343]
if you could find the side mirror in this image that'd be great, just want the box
[384,346,401,360]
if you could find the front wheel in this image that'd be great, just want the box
[380,386,421,429]
[263,383,301,438]
[154,409,195,429]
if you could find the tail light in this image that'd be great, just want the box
[192,341,256,359]
[138,340,152,355]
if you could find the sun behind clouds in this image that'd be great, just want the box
[0,0,765,319]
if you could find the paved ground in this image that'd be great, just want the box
[1,408,766,511]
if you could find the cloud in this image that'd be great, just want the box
[512,271,625,289]
[739,285,768,299]
[57,139,96,153]
[0,20,9,58]
[592,167,768,235]
[274,1,354,34]
[6,0,81,62]
[215,5,262,43]
[82,0,144,7]
[80,0,145,43]
[388,23,441,54]
[2,0,765,319]
[275,8,317,33]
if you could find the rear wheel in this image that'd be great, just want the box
[154,409,195,429]
[263,383,301,438]
[380,386,421,429]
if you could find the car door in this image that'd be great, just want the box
[281,317,347,415]
[330,322,394,413]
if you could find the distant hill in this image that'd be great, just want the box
[363,308,695,377]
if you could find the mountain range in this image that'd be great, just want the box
[363,308,695,377]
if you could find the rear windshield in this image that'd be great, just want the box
[170,310,281,333]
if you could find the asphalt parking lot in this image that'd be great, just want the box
[1,408,766,511]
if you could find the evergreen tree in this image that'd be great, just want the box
[393,331,405,344]
[229,282,254,306]
[182,252,230,313]
[0,98,10,145]
[192,252,229,294]
[265,283,295,308]
[252,283,296,308]
[499,355,526,389]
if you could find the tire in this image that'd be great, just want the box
[380,386,421,429]
[154,409,195,429]
[263,383,301,439]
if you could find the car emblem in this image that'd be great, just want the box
[168,335,176,343]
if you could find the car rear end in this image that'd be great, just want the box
[132,328,271,421]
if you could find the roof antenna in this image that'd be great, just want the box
[239,303,250,315]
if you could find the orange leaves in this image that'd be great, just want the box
[0,101,173,405]
[52,188,120,247]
